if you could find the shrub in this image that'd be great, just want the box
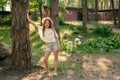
[80,35,120,52]
[2,14,11,25]
[93,24,113,37]
[60,40,74,53]
[59,12,65,25]
[73,27,82,34]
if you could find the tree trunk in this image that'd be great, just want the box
[118,0,120,27]
[82,0,87,32]
[78,0,81,8]
[1,6,4,18]
[110,0,117,25]
[39,0,42,26]
[11,0,31,70]
[50,0,60,39]
[95,0,98,21]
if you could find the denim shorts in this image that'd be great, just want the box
[46,42,58,51]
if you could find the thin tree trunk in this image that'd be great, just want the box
[110,0,117,25]
[118,0,120,27]
[39,0,42,26]
[50,0,60,39]
[82,0,87,32]
[1,6,4,18]
[11,0,31,70]
[101,2,103,10]
[95,0,98,21]
[78,0,81,8]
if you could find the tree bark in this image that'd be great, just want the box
[95,0,98,21]
[11,0,31,70]
[82,0,87,32]
[39,0,42,26]
[118,0,120,27]
[110,0,117,25]
[50,0,60,39]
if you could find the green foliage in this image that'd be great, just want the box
[80,35,120,52]
[59,12,65,25]
[73,27,82,34]
[0,0,8,6]
[0,25,11,45]
[93,24,113,37]
[60,40,74,53]
[29,0,43,12]
[2,14,11,25]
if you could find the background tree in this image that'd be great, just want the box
[95,0,98,21]
[110,0,117,26]
[11,0,31,70]
[50,0,60,39]
[0,0,8,12]
[38,0,42,25]
[59,0,66,24]
[82,0,88,32]
[118,0,120,27]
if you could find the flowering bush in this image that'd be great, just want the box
[60,38,82,53]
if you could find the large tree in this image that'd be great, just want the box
[50,0,60,39]
[11,0,31,70]
[82,0,88,32]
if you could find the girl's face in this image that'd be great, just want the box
[44,20,50,28]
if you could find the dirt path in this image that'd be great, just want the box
[0,53,120,80]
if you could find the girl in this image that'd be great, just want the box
[27,15,60,76]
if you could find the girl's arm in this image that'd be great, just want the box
[56,38,60,51]
[55,32,60,51]
[27,14,38,30]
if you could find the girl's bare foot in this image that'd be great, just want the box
[53,71,57,76]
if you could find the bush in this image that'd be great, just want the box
[93,24,113,37]
[60,40,74,53]
[59,12,65,25]
[2,14,12,25]
[73,27,82,34]
[80,35,120,52]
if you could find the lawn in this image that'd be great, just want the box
[0,22,120,80]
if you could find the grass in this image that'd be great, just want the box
[0,25,11,46]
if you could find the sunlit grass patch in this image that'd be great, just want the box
[0,25,11,46]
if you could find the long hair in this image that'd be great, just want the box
[42,19,52,37]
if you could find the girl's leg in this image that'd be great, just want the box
[44,51,51,73]
[53,50,59,74]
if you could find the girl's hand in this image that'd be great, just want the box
[27,14,31,23]
[57,45,61,51]
[26,13,38,30]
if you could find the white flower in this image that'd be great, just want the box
[77,41,81,45]
[68,41,73,45]
[74,38,81,46]
[63,31,68,35]
[74,38,80,42]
